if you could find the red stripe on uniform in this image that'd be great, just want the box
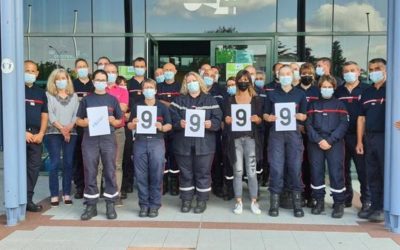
[307,109,348,115]
[25,99,44,104]
[157,92,180,96]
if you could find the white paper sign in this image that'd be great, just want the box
[87,106,110,136]
[136,105,157,134]
[275,102,296,131]
[231,104,251,132]
[185,109,205,138]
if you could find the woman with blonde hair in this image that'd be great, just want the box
[44,68,79,206]
[170,71,222,213]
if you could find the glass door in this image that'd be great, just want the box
[146,34,159,79]
[211,39,274,83]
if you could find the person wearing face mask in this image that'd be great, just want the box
[315,57,344,87]
[44,68,79,207]
[306,75,349,218]
[24,60,49,212]
[198,63,211,77]
[158,62,181,196]
[224,70,263,215]
[76,70,123,221]
[290,63,301,86]
[154,68,165,84]
[94,64,129,206]
[170,72,222,213]
[265,63,284,92]
[127,57,147,105]
[203,68,225,198]
[127,79,172,218]
[96,56,111,71]
[254,71,267,97]
[356,58,387,222]
[72,58,94,200]
[211,66,220,84]
[263,65,307,218]
[335,61,371,217]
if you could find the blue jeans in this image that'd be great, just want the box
[44,134,77,197]
[134,138,165,209]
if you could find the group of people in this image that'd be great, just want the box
[24,55,396,223]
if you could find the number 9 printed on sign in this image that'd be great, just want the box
[136,105,157,134]
[231,104,251,132]
[275,102,296,131]
[185,109,206,138]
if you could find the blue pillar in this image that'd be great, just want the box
[0,0,26,226]
[385,0,400,233]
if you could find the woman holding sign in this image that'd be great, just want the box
[127,79,172,218]
[224,70,264,215]
[263,65,308,218]
[170,72,223,214]
[306,75,349,218]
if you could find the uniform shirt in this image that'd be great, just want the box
[263,86,307,132]
[127,77,145,106]
[25,84,48,131]
[255,86,267,99]
[306,97,349,145]
[264,80,280,92]
[76,93,123,134]
[106,84,129,127]
[297,84,320,104]
[335,82,369,134]
[359,83,386,133]
[129,100,172,140]
[73,78,94,100]
[208,83,225,109]
[156,81,181,104]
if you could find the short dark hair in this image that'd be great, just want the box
[133,57,147,66]
[343,61,359,67]
[96,56,111,64]
[92,69,108,81]
[318,57,332,66]
[318,75,337,89]
[75,58,88,67]
[116,75,127,85]
[369,58,387,65]
[227,76,236,82]
[272,62,283,72]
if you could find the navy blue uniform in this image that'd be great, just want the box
[335,83,370,206]
[130,100,172,210]
[359,83,386,211]
[306,97,349,203]
[77,93,123,205]
[73,78,94,195]
[25,84,48,203]
[264,87,307,194]
[264,80,279,92]
[170,93,223,201]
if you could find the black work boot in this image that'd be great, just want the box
[106,202,117,220]
[357,202,372,219]
[162,174,169,195]
[223,180,234,201]
[269,193,280,217]
[311,199,325,215]
[292,192,304,217]
[181,200,192,213]
[169,175,179,196]
[332,203,345,218]
[81,204,97,220]
[194,200,207,214]
[280,190,293,209]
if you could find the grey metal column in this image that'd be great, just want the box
[385,0,400,233]
[0,0,26,226]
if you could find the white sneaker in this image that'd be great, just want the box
[251,202,261,215]
[233,202,243,214]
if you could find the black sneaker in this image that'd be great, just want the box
[148,208,159,218]
[181,200,192,213]
[139,207,149,217]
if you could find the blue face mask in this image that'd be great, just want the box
[55,79,68,90]
[203,76,214,87]
[369,71,384,83]
[134,67,146,77]
[227,86,236,96]
[77,68,89,78]
[187,81,200,93]
[155,75,165,84]
[316,67,325,76]
[321,87,334,99]
[107,73,117,84]
[143,88,156,99]
[279,76,293,87]
[164,71,175,81]
[343,72,357,83]
[24,73,36,84]
[254,80,264,88]
[94,81,107,91]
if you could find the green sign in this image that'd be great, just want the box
[118,66,135,80]
[226,63,252,80]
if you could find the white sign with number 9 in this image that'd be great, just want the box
[275,102,296,131]
[185,109,206,138]
[136,105,157,134]
[231,104,251,132]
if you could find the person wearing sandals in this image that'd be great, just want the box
[44,68,79,206]
[224,70,263,215]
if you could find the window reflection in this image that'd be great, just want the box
[277,0,297,32]
[306,0,333,32]
[278,37,298,62]
[93,38,125,65]
[305,36,332,61]
[93,0,125,33]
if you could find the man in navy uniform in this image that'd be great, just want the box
[24,60,48,212]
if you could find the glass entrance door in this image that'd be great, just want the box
[211,39,274,83]
[146,34,159,79]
